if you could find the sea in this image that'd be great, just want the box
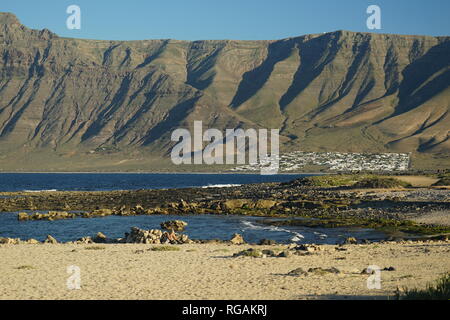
[0,173,387,244]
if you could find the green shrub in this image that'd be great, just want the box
[294,174,413,189]
[353,177,411,189]
[295,175,360,187]
[149,246,180,251]
[233,248,263,258]
[401,273,450,300]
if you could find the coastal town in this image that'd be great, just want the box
[231,151,411,173]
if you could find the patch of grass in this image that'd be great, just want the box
[294,174,360,187]
[16,265,35,270]
[293,174,412,189]
[84,246,106,250]
[149,245,180,251]
[400,273,450,300]
[353,177,411,189]
[233,248,263,258]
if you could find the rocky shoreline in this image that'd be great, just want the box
[1,175,449,240]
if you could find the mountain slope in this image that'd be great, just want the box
[0,12,449,171]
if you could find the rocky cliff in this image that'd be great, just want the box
[0,12,449,170]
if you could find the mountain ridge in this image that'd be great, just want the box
[0,12,449,171]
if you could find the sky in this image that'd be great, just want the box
[1,0,449,41]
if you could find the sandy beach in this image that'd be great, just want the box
[1,241,449,300]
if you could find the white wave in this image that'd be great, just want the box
[201,184,241,189]
[23,189,58,193]
[291,235,304,242]
[314,231,328,239]
[241,220,305,242]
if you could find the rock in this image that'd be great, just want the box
[253,200,277,209]
[200,239,222,244]
[90,208,113,217]
[278,250,292,258]
[93,232,107,243]
[178,199,191,211]
[158,207,171,215]
[288,268,308,276]
[29,213,42,220]
[179,234,190,243]
[26,239,39,244]
[222,199,249,210]
[115,206,130,216]
[259,239,277,245]
[21,211,77,221]
[261,249,278,257]
[76,237,93,244]
[295,244,321,253]
[308,267,341,275]
[233,248,263,258]
[343,237,358,245]
[361,268,376,275]
[17,212,29,221]
[229,233,245,245]
[0,237,19,244]
[160,220,188,232]
[48,211,74,220]
[132,205,146,215]
[125,227,189,244]
[383,266,396,272]
[44,235,58,244]
[126,227,147,243]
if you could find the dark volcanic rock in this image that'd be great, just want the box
[160,220,188,232]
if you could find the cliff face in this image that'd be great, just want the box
[0,12,449,170]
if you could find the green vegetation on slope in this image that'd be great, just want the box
[293,174,411,188]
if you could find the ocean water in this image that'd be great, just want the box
[0,173,387,244]
[0,173,307,192]
[0,213,387,244]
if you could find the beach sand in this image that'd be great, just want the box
[1,242,449,300]
[395,176,439,187]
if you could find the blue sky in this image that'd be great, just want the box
[1,0,449,40]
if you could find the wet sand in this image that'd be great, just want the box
[1,242,449,300]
